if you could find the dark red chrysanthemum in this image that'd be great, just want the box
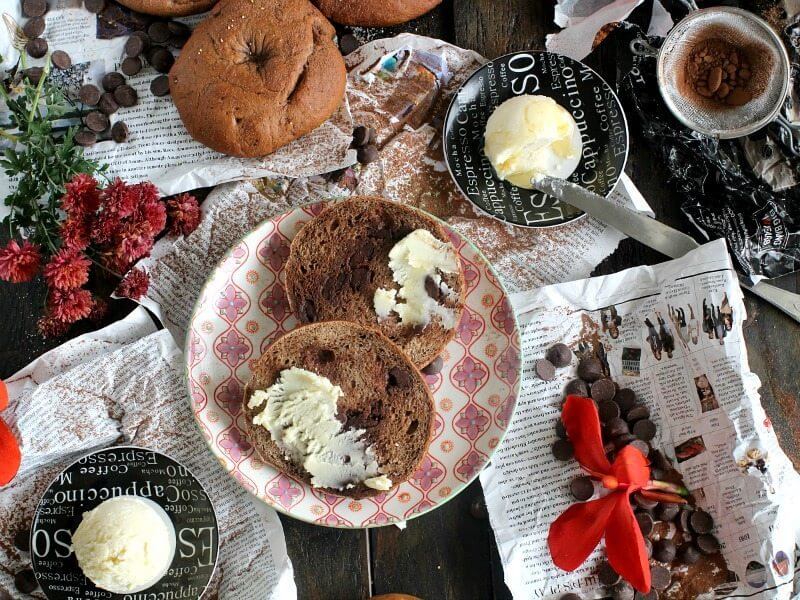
[47,287,93,323]
[0,240,42,283]
[43,248,91,290]
[102,178,138,218]
[89,297,109,323]
[60,215,91,251]
[62,174,101,216]
[110,222,155,272]
[115,268,150,300]
[37,315,71,338]
[166,193,201,237]
[136,197,167,234]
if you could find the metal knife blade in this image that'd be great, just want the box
[531,176,800,323]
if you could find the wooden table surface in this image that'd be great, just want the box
[2,2,800,599]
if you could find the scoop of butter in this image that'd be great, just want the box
[483,95,582,189]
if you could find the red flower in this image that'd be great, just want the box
[62,174,101,216]
[43,248,91,290]
[0,379,21,485]
[89,297,109,323]
[0,240,42,282]
[137,198,167,234]
[548,396,652,593]
[166,193,201,237]
[60,215,91,250]
[37,315,71,338]
[115,267,149,300]
[102,178,139,218]
[110,222,155,271]
[47,287,93,323]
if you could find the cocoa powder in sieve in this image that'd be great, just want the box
[685,39,755,107]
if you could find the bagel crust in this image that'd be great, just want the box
[169,0,347,157]
[312,0,442,26]
[115,0,216,17]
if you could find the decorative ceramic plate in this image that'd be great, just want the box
[186,202,521,528]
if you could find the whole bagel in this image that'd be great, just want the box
[312,0,441,26]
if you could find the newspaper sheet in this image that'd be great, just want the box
[480,239,800,599]
[0,308,297,599]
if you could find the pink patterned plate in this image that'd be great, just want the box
[186,202,521,528]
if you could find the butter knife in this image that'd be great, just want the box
[532,176,800,323]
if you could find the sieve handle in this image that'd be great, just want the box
[629,38,660,58]
[772,114,800,158]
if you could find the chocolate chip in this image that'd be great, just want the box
[150,74,170,97]
[148,46,174,73]
[635,511,654,535]
[649,449,670,471]
[652,539,677,563]
[469,497,488,519]
[357,144,379,164]
[424,275,441,301]
[598,560,620,586]
[25,37,47,58]
[650,564,671,591]
[22,16,45,38]
[689,510,714,534]
[339,32,360,55]
[85,110,109,132]
[167,20,191,37]
[388,367,411,389]
[634,590,657,600]
[564,379,589,397]
[679,542,701,564]
[111,120,129,143]
[577,357,604,382]
[79,84,101,105]
[422,356,443,375]
[298,300,316,323]
[13,528,30,552]
[98,92,119,115]
[113,84,137,107]
[626,404,650,423]
[612,582,635,600]
[632,419,656,441]
[555,418,567,439]
[23,0,47,18]
[83,0,105,12]
[51,50,71,69]
[629,439,650,456]
[535,358,556,381]
[125,32,148,57]
[24,67,43,85]
[634,493,658,511]
[590,378,615,402]
[558,594,581,600]
[74,129,96,146]
[147,21,171,43]
[598,400,620,423]
[570,476,594,501]
[102,71,125,92]
[696,533,720,554]
[546,343,572,368]
[643,537,653,558]
[605,417,629,438]
[14,569,37,594]
[121,56,142,76]
[679,507,692,532]
[613,433,637,450]
[352,125,370,147]
[656,503,680,522]
[613,388,636,413]
[552,439,574,461]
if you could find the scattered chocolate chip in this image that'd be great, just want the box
[147,21,171,43]
[656,503,680,522]
[555,418,567,439]
[13,528,30,552]
[634,493,658,511]
[689,510,714,534]
[83,0,105,12]
[51,49,71,69]
[75,129,96,146]
[605,417,629,438]
[570,476,594,501]
[167,20,190,36]
[111,120,129,143]
[352,124,370,147]
[632,419,657,441]
[150,74,170,97]
[613,433,637,449]
[626,404,650,423]
[598,400,620,423]
[613,388,636,413]
[102,71,125,91]
[590,378,615,402]
[23,0,47,18]
[357,144,379,164]
[559,594,581,600]
[598,560,620,586]
[22,16,45,38]
[552,439,574,461]
[652,539,677,563]
[650,565,671,591]
[679,507,692,532]
[419,356,443,376]
[339,32,360,55]
[648,449,669,471]
[643,537,653,558]
[535,358,556,381]
[696,533,720,554]
[85,110,109,132]
[14,569,37,594]
[388,367,411,389]
[629,439,650,456]
[564,379,589,397]
[148,46,174,73]
[634,590,657,600]
[612,581,635,600]
[679,542,700,564]
[546,343,572,368]
[125,32,148,57]
[25,37,47,58]
[121,56,142,76]
[98,92,119,115]
[24,67,43,85]
[635,511,654,536]
[79,83,101,105]
[577,357,604,382]
[113,84,137,107]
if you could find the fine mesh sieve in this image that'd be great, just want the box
[632,7,791,139]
